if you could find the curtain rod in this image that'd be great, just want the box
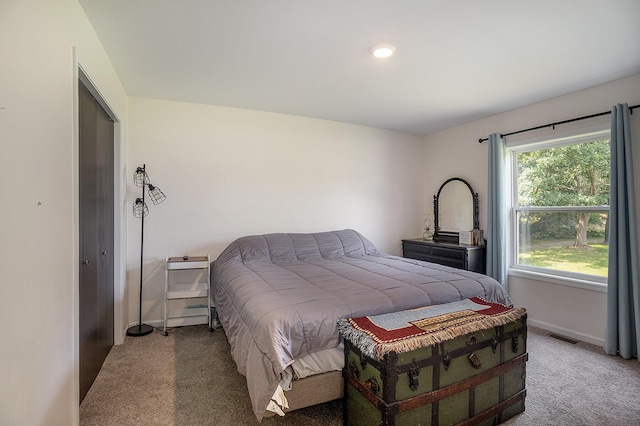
[478,104,639,143]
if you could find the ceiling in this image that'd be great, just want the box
[79,0,640,136]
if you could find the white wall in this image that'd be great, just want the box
[0,1,128,425]
[423,74,640,345]
[126,97,424,325]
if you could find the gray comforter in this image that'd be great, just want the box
[211,229,512,421]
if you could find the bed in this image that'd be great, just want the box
[211,229,512,421]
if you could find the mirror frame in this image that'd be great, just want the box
[433,177,479,242]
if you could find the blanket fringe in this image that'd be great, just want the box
[338,307,526,361]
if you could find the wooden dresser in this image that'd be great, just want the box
[401,238,486,274]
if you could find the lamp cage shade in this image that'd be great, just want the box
[133,198,149,218]
[134,167,150,187]
[147,184,166,205]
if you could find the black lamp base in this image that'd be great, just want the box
[126,323,154,337]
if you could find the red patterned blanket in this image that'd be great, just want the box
[337,297,526,360]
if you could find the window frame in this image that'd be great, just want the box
[506,125,610,292]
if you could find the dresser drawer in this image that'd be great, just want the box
[429,255,466,269]
[431,246,465,260]
[404,250,433,262]
[401,239,486,274]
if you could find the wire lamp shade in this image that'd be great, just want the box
[147,184,166,205]
[127,164,166,337]
[133,166,150,186]
[132,198,149,218]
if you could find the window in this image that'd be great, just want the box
[508,128,610,285]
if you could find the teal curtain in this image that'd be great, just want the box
[487,133,506,287]
[605,103,640,360]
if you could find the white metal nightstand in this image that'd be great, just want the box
[163,255,212,335]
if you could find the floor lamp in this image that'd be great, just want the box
[126,164,166,337]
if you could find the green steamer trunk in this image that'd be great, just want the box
[343,316,527,426]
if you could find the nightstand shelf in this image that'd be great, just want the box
[166,282,209,299]
[163,255,212,335]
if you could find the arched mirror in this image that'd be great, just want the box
[433,177,479,242]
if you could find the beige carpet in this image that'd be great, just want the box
[80,325,640,425]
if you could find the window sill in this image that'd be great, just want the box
[508,267,607,293]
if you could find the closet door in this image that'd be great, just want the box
[96,89,114,369]
[79,81,114,403]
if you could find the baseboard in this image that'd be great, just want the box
[528,319,604,347]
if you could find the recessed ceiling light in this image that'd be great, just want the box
[371,45,395,59]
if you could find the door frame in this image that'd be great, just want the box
[77,65,126,344]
